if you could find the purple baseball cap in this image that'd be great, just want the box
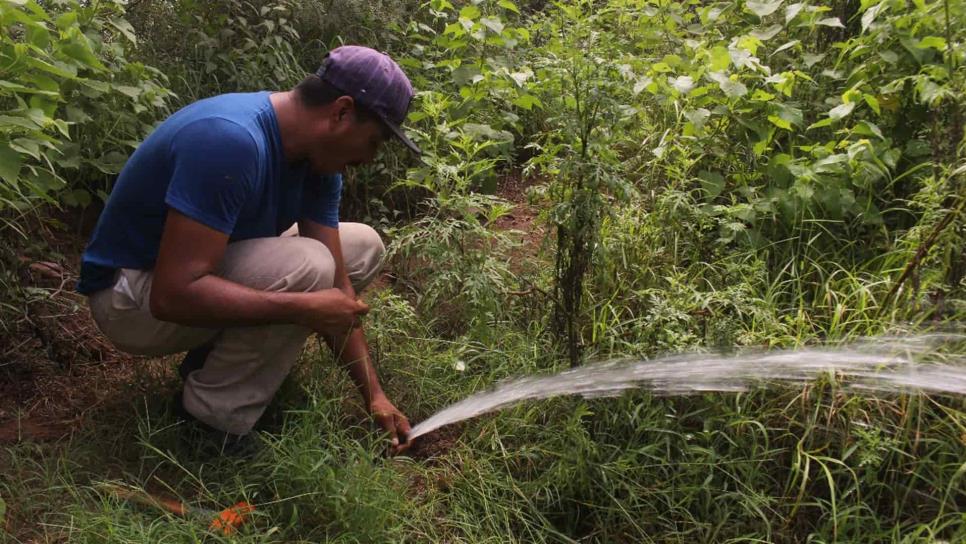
[316,45,421,154]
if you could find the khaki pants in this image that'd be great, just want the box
[88,223,385,435]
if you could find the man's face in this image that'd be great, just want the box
[308,108,390,174]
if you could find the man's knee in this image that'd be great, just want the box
[289,238,337,292]
[221,236,335,293]
[357,224,386,269]
[342,223,385,288]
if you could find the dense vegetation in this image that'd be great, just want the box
[1,0,964,541]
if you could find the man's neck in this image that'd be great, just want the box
[270,91,313,163]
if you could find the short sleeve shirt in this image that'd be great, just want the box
[77,92,341,294]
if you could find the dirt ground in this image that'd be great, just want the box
[0,175,543,446]
[0,220,175,444]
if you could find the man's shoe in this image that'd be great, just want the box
[178,345,213,381]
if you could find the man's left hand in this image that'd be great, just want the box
[369,395,411,455]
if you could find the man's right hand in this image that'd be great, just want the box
[297,288,369,335]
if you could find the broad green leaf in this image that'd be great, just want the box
[803,52,825,67]
[710,72,748,97]
[28,94,56,117]
[452,65,481,86]
[863,94,880,115]
[24,73,58,93]
[785,2,804,23]
[766,72,795,96]
[768,114,792,130]
[710,46,731,71]
[11,137,41,159]
[509,69,532,86]
[721,79,748,97]
[773,40,800,55]
[684,108,710,131]
[512,94,542,110]
[498,0,520,14]
[861,3,886,33]
[753,130,773,155]
[24,107,49,127]
[917,36,946,50]
[26,24,50,49]
[78,79,111,93]
[0,80,57,96]
[61,36,107,71]
[751,89,776,101]
[22,0,50,20]
[459,5,481,20]
[900,37,927,63]
[108,18,138,43]
[480,17,505,35]
[662,54,683,67]
[651,62,672,73]
[632,76,654,95]
[0,141,23,185]
[52,118,69,137]
[25,57,78,79]
[820,68,844,80]
[841,88,862,104]
[697,170,724,198]
[751,24,783,41]
[816,17,844,28]
[853,120,884,140]
[807,117,835,130]
[735,37,762,58]
[114,85,142,98]
[813,153,847,174]
[0,114,42,130]
[54,11,77,30]
[828,101,855,120]
[670,75,694,94]
[792,180,815,200]
[878,50,898,64]
[443,22,465,36]
[774,103,803,126]
[463,123,513,142]
[916,79,949,105]
[702,5,724,23]
[746,0,784,18]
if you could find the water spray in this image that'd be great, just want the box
[408,333,966,440]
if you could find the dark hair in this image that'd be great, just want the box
[293,74,380,124]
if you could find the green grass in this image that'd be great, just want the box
[2,286,965,542]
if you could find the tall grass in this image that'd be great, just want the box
[3,294,964,542]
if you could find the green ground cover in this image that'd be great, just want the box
[2,0,965,541]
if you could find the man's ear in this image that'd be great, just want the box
[334,95,355,122]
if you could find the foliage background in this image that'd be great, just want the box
[1,0,965,541]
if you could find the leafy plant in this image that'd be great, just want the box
[0,0,171,222]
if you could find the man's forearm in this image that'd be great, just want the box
[328,327,385,405]
[151,273,309,328]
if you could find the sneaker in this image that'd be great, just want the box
[178,345,213,381]
[172,392,261,459]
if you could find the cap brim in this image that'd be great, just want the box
[382,119,421,155]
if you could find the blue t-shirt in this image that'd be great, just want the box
[77,91,342,294]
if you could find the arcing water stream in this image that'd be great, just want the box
[408,333,966,440]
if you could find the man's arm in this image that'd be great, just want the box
[299,219,412,453]
[149,209,364,334]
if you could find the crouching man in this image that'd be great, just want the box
[77,46,419,455]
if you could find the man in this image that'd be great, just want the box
[77,45,418,455]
